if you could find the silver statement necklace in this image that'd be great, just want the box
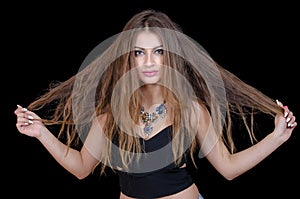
[140,101,167,137]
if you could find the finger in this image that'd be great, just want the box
[15,107,35,119]
[283,107,290,118]
[290,121,297,128]
[15,106,22,114]
[17,115,33,123]
[17,116,33,125]
[16,112,28,119]
[15,105,40,122]
[277,100,289,118]
[276,99,283,107]
[287,115,296,128]
[15,105,28,114]
[16,109,35,125]
[16,122,32,130]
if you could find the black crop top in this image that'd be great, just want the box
[115,126,194,198]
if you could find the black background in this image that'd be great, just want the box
[3,1,299,198]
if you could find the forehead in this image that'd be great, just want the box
[134,31,162,49]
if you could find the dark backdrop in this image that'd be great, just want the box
[4,1,299,198]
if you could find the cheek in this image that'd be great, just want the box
[135,63,143,76]
[134,57,143,67]
[154,55,163,64]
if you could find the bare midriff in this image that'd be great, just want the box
[119,183,199,199]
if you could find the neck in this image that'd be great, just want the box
[140,84,164,107]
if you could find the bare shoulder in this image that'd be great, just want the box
[190,100,211,133]
[190,100,210,118]
[89,113,108,131]
[96,113,107,125]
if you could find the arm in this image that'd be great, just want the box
[196,101,297,180]
[15,105,99,179]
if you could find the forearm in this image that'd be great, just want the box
[227,132,284,179]
[37,127,91,179]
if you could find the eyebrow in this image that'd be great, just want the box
[133,45,163,50]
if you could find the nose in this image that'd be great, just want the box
[145,52,154,67]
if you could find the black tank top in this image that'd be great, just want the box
[115,126,194,198]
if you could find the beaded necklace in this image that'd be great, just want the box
[140,101,167,137]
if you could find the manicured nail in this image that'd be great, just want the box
[28,120,33,124]
[286,117,291,123]
[28,115,34,120]
[276,99,280,105]
[21,108,27,111]
[284,112,288,117]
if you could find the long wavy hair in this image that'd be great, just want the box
[27,9,283,175]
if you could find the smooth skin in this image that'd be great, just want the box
[15,31,297,199]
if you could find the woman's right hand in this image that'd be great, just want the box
[15,105,45,138]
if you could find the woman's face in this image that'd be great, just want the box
[133,31,164,84]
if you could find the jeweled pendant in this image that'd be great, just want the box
[144,124,153,136]
[140,101,167,137]
[156,103,165,114]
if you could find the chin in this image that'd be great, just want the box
[140,77,160,85]
[143,80,161,85]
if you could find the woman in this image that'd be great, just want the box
[15,9,296,199]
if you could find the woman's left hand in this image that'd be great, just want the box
[274,100,297,142]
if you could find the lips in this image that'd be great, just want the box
[143,71,158,77]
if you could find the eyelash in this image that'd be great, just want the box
[134,49,164,56]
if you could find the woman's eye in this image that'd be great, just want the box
[155,49,163,55]
[134,50,144,56]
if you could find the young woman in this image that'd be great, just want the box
[15,9,296,199]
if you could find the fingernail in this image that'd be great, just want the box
[284,112,288,117]
[286,117,291,123]
[17,104,22,108]
[28,115,33,120]
[276,99,283,106]
[290,123,294,127]
[28,120,33,124]
[21,108,27,111]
